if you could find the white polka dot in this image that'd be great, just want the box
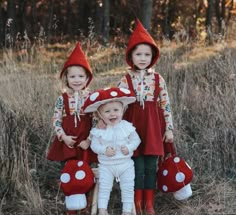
[75,170,86,180]
[60,173,70,183]
[90,92,99,101]
[162,185,168,192]
[77,161,83,167]
[163,169,168,176]
[120,88,131,94]
[174,157,180,163]
[110,91,118,97]
[176,172,185,183]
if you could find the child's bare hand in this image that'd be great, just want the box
[121,145,129,155]
[96,119,107,129]
[163,130,173,143]
[106,146,116,157]
[79,139,91,150]
[62,134,77,148]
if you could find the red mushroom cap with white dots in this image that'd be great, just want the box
[60,159,95,210]
[83,87,136,113]
[157,155,193,198]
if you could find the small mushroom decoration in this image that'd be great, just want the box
[60,159,95,210]
[157,155,193,200]
[83,87,136,113]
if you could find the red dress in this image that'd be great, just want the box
[123,73,166,156]
[46,93,97,163]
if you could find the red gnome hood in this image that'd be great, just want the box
[60,42,93,87]
[126,19,160,69]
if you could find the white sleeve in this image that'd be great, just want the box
[90,136,107,155]
[126,130,141,153]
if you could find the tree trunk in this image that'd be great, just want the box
[102,0,110,45]
[140,0,153,32]
[206,0,214,44]
[6,0,16,47]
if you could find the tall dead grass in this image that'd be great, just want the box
[0,41,235,214]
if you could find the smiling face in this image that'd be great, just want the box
[131,44,153,70]
[98,101,123,126]
[67,66,89,91]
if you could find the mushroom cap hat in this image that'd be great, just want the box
[157,155,193,200]
[83,87,136,113]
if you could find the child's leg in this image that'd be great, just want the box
[133,156,145,214]
[119,161,135,214]
[143,155,158,215]
[97,165,113,214]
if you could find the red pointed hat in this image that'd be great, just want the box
[126,19,160,69]
[60,42,93,87]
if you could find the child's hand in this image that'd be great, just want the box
[79,139,91,150]
[96,119,107,129]
[62,134,77,148]
[163,130,174,143]
[121,145,129,155]
[105,146,116,157]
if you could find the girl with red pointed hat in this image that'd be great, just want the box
[46,42,96,215]
[118,19,174,215]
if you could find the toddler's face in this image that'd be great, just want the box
[98,101,123,126]
[131,44,152,70]
[67,66,88,91]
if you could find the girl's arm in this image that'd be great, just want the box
[52,95,66,140]
[117,76,129,89]
[159,75,174,131]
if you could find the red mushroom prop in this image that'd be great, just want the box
[83,87,136,113]
[157,155,193,200]
[60,159,95,210]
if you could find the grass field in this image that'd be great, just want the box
[0,39,236,215]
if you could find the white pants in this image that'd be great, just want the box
[98,160,134,213]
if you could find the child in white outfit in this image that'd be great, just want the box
[83,87,141,215]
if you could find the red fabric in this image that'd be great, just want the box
[157,155,193,193]
[60,159,95,196]
[60,42,92,87]
[123,73,164,156]
[126,19,160,69]
[46,94,97,163]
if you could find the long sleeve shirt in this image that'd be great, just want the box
[90,120,141,165]
[52,89,90,138]
[118,69,173,131]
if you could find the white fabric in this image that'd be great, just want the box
[98,160,135,213]
[173,183,192,200]
[90,120,141,165]
[65,193,87,210]
[90,120,140,213]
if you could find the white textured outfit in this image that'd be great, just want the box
[90,120,141,213]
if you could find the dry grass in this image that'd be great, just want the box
[0,39,236,214]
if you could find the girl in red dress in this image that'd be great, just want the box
[118,19,174,215]
[46,42,96,215]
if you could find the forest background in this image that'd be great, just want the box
[0,0,236,214]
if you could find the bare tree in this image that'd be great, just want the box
[140,0,153,32]
[102,0,110,45]
[206,0,214,44]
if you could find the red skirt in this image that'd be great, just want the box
[123,101,165,156]
[46,114,97,163]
